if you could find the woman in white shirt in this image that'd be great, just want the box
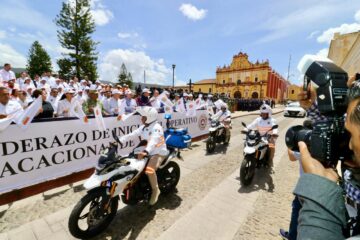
[57,88,76,117]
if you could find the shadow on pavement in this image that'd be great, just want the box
[237,168,275,193]
[91,191,182,240]
[205,143,229,156]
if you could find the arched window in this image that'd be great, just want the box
[223,80,225,84]
[255,77,258,82]
[237,80,241,85]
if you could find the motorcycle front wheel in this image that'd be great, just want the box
[68,187,119,239]
[206,136,216,153]
[240,155,256,186]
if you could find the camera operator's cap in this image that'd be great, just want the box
[142,88,151,93]
[111,89,121,95]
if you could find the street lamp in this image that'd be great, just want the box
[172,64,176,88]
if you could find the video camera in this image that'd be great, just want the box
[285,56,351,166]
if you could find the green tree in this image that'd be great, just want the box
[26,41,53,78]
[55,0,98,81]
[117,63,133,88]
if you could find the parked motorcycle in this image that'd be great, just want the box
[206,118,231,153]
[68,114,190,239]
[239,122,278,186]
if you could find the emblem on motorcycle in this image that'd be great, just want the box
[198,114,208,130]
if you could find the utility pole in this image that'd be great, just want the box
[189,78,192,92]
[286,54,291,82]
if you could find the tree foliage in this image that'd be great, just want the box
[117,63,133,88]
[55,0,98,81]
[26,41,52,78]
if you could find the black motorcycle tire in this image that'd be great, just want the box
[206,136,216,153]
[158,161,181,194]
[240,155,256,186]
[68,187,119,239]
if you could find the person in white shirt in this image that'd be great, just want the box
[17,90,29,109]
[121,89,137,114]
[245,104,278,168]
[101,90,111,114]
[0,64,16,85]
[47,88,60,113]
[75,89,86,105]
[150,90,165,113]
[38,78,50,92]
[57,88,76,117]
[211,103,232,144]
[16,72,28,89]
[0,87,23,119]
[117,107,168,205]
[25,86,34,103]
[106,89,122,115]
[45,72,56,87]
[21,77,35,91]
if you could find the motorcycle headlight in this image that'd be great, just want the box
[211,123,217,127]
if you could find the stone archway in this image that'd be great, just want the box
[234,91,241,99]
[251,92,259,99]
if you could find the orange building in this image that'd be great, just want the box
[215,52,288,102]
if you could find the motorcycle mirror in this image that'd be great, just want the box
[241,122,247,128]
[272,125,278,130]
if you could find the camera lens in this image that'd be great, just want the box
[285,125,312,151]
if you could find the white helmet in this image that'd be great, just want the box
[136,106,158,124]
[260,104,272,115]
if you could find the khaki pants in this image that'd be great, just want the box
[145,154,167,190]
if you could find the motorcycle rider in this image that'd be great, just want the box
[245,104,278,168]
[118,106,168,205]
[211,103,231,144]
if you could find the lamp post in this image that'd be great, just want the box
[172,64,176,88]
[189,78,192,92]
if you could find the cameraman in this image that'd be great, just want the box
[294,80,360,239]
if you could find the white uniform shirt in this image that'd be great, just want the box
[212,110,231,122]
[120,122,168,156]
[107,97,121,115]
[0,69,15,82]
[47,96,59,113]
[120,98,137,114]
[102,97,111,114]
[57,98,75,117]
[247,117,278,136]
[0,100,23,115]
[17,99,28,109]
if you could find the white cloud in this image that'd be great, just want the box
[179,3,207,21]
[118,32,139,39]
[316,48,329,58]
[307,30,320,39]
[317,9,360,44]
[99,49,172,84]
[355,9,360,22]
[0,43,27,67]
[317,23,360,43]
[0,31,6,39]
[90,0,113,26]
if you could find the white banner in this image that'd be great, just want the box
[0,111,209,194]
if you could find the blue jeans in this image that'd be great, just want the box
[289,196,301,240]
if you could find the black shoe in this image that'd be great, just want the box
[279,229,289,239]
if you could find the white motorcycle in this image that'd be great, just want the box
[68,117,188,239]
[206,118,231,153]
[239,122,278,186]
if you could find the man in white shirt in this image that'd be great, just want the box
[106,89,122,115]
[16,72,28,89]
[101,90,111,114]
[47,88,59,113]
[0,87,23,119]
[38,78,50,92]
[0,64,16,85]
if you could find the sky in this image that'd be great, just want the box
[1,0,360,86]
